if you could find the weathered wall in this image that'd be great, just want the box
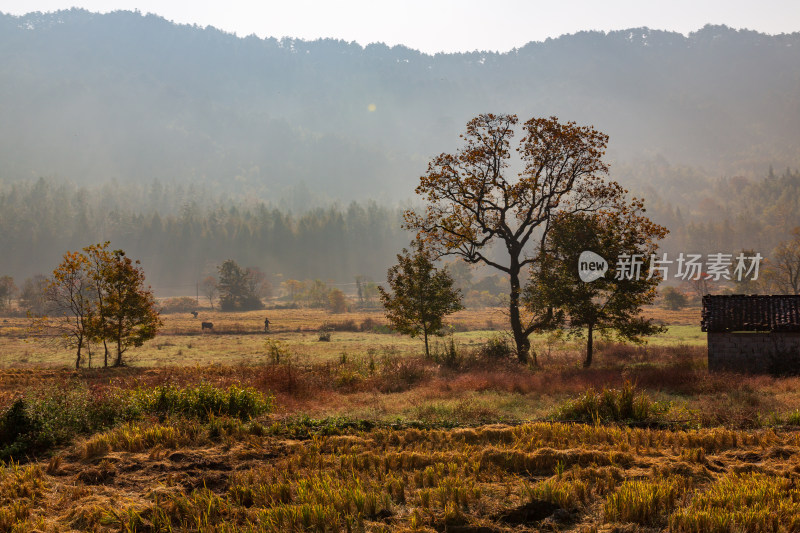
[708,332,800,374]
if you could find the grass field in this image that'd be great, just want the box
[5,304,800,531]
[0,306,704,368]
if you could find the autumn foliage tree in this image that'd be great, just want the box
[42,251,94,369]
[104,250,161,367]
[41,244,161,368]
[405,113,624,364]
[379,241,463,357]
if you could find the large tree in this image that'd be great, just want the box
[405,113,624,364]
[379,241,464,358]
[524,209,667,367]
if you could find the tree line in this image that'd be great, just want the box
[0,179,409,289]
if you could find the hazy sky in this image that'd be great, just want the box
[2,0,799,53]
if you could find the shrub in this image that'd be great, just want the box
[159,296,198,314]
[0,382,137,460]
[130,383,273,421]
[318,325,333,342]
[378,356,427,393]
[431,337,462,368]
[265,339,290,364]
[480,335,514,359]
[554,381,669,424]
[324,320,358,332]
[0,381,274,460]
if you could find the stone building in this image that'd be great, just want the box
[702,294,800,374]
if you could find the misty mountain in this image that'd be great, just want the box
[1,9,799,204]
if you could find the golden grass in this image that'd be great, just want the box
[0,421,798,531]
[3,304,800,530]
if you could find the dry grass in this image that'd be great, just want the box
[0,421,798,531]
[3,305,800,530]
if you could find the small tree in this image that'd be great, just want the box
[662,287,688,310]
[379,241,464,357]
[328,288,347,313]
[84,242,114,367]
[19,275,48,316]
[770,228,800,295]
[43,251,94,369]
[0,276,17,311]
[524,209,667,367]
[200,275,218,309]
[104,250,162,367]
[217,260,265,311]
[245,266,273,301]
[283,279,305,303]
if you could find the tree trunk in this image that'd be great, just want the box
[103,340,109,368]
[75,337,83,369]
[584,324,594,368]
[113,322,123,367]
[423,326,430,358]
[509,268,533,365]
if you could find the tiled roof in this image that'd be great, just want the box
[701,294,800,332]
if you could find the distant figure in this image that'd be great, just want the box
[201,321,213,331]
[264,317,270,332]
[191,311,198,318]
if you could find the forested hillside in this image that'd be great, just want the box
[1,9,798,199]
[1,9,799,288]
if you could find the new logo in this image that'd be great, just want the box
[578,251,608,282]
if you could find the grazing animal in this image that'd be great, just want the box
[201,322,213,331]
[191,311,198,318]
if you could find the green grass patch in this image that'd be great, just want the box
[0,381,273,460]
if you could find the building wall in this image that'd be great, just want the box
[708,332,800,374]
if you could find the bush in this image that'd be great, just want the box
[130,383,273,421]
[481,335,514,359]
[359,318,394,334]
[431,337,462,368]
[554,381,669,424]
[0,382,274,460]
[265,339,290,364]
[318,325,333,342]
[159,296,198,314]
[324,320,359,332]
[0,382,138,460]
